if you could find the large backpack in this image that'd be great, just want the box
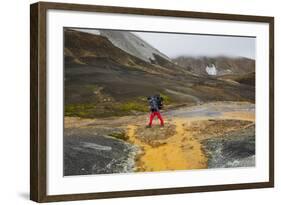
[155,95,163,110]
[148,96,159,112]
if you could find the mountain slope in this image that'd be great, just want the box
[64,29,192,77]
[64,28,255,118]
[218,72,255,86]
[173,56,255,77]
[72,28,170,63]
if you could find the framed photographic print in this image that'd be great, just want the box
[30,1,274,202]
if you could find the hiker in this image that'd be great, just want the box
[147,94,164,127]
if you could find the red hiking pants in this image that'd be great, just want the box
[148,111,164,126]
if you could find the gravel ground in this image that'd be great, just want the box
[202,124,255,168]
[64,127,139,176]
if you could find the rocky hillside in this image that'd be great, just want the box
[64,28,255,118]
[71,28,170,63]
[172,56,255,76]
[217,72,255,86]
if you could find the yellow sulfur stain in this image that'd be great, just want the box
[127,118,208,172]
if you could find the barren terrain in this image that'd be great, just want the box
[64,101,255,175]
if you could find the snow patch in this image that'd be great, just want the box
[206,64,217,75]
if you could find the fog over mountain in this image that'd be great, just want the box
[133,31,256,59]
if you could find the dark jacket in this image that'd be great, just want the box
[148,96,160,112]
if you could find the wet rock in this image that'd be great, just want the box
[188,119,252,140]
[64,127,138,176]
[203,124,255,168]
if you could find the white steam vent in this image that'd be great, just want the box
[206,64,217,76]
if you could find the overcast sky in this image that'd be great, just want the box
[133,32,256,59]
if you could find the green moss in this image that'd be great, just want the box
[64,93,176,118]
[159,93,172,104]
[118,102,147,112]
[137,96,147,102]
[108,131,128,141]
[65,104,96,118]
[84,84,99,92]
[65,100,148,119]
